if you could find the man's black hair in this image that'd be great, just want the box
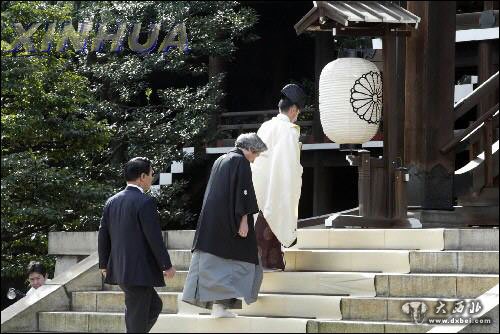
[124,157,152,181]
[27,261,47,276]
[278,96,296,113]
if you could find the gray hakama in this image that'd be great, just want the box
[182,250,263,309]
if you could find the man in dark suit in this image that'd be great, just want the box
[98,157,176,333]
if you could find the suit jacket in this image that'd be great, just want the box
[98,186,172,287]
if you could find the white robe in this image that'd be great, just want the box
[251,113,303,247]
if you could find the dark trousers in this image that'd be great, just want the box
[255,212,285,270]
[119,285,163,333]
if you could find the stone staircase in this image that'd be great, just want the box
[13,228,500,332]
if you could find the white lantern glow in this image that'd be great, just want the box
[319,57,382,144]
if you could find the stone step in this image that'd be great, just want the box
[410,250,499,274]
[39,312,125,333]
[296,228,445,250]
[340,296,479,323]
[73,291,489,323]
[444,228,499,251]
[166,229,447,251]
[72,291,177,314]
[72,291,342,319]
[48,228,498,259]
[38,312,309,333]
[104,271,377,296]
[171,249,412,273]
[306,319,432,333]
[103,271,498,299]
[151,314,310,333]
[151,315,433,333]
[165,228,498,251]
[282,249,499,274]
[162,272,490,300]
[375,273,499,298]
[284,249,411,273]
[169,249,192,270]
[179,293,342,319]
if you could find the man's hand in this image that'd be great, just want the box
[100,269,107,278]
[238,215,248,238]
[163,266,176,279]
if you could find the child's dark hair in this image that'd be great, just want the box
[27,261,47,276]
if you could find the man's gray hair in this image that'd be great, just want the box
[235,133,268,153]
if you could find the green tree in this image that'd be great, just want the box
[1,1,258,282]
[73,1,258,228]
[1,1,111,278]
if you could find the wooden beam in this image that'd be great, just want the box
[456,10,499,30]
[220,110,277,117]
[218,121,313,131]
[221,108,316,118]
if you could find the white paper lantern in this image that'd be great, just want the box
[319,57,382,144]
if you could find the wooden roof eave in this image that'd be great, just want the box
[294,7,320,35]
[295,1,421,36]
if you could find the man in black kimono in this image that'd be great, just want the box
[182,133,268,318]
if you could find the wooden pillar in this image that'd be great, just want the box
[478,1,498,188]
[405,1,456,210]
[358,151,371,216]
[382,29,406,218]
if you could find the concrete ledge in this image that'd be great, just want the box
[1,285,70,332]
[166,230,195,249]
[49,232,98,255]
[1,253,101,332]
[49,253,102,292]
[49,231,169,255]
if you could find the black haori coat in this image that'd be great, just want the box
[192,148,260,265]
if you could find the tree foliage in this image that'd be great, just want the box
[1,1,258,279]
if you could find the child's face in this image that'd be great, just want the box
[28,272,47,289]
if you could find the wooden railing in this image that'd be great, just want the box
[217,108,314,134]
[453,71,498,120]
[441,71,499,188]
[441,103,499,153]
